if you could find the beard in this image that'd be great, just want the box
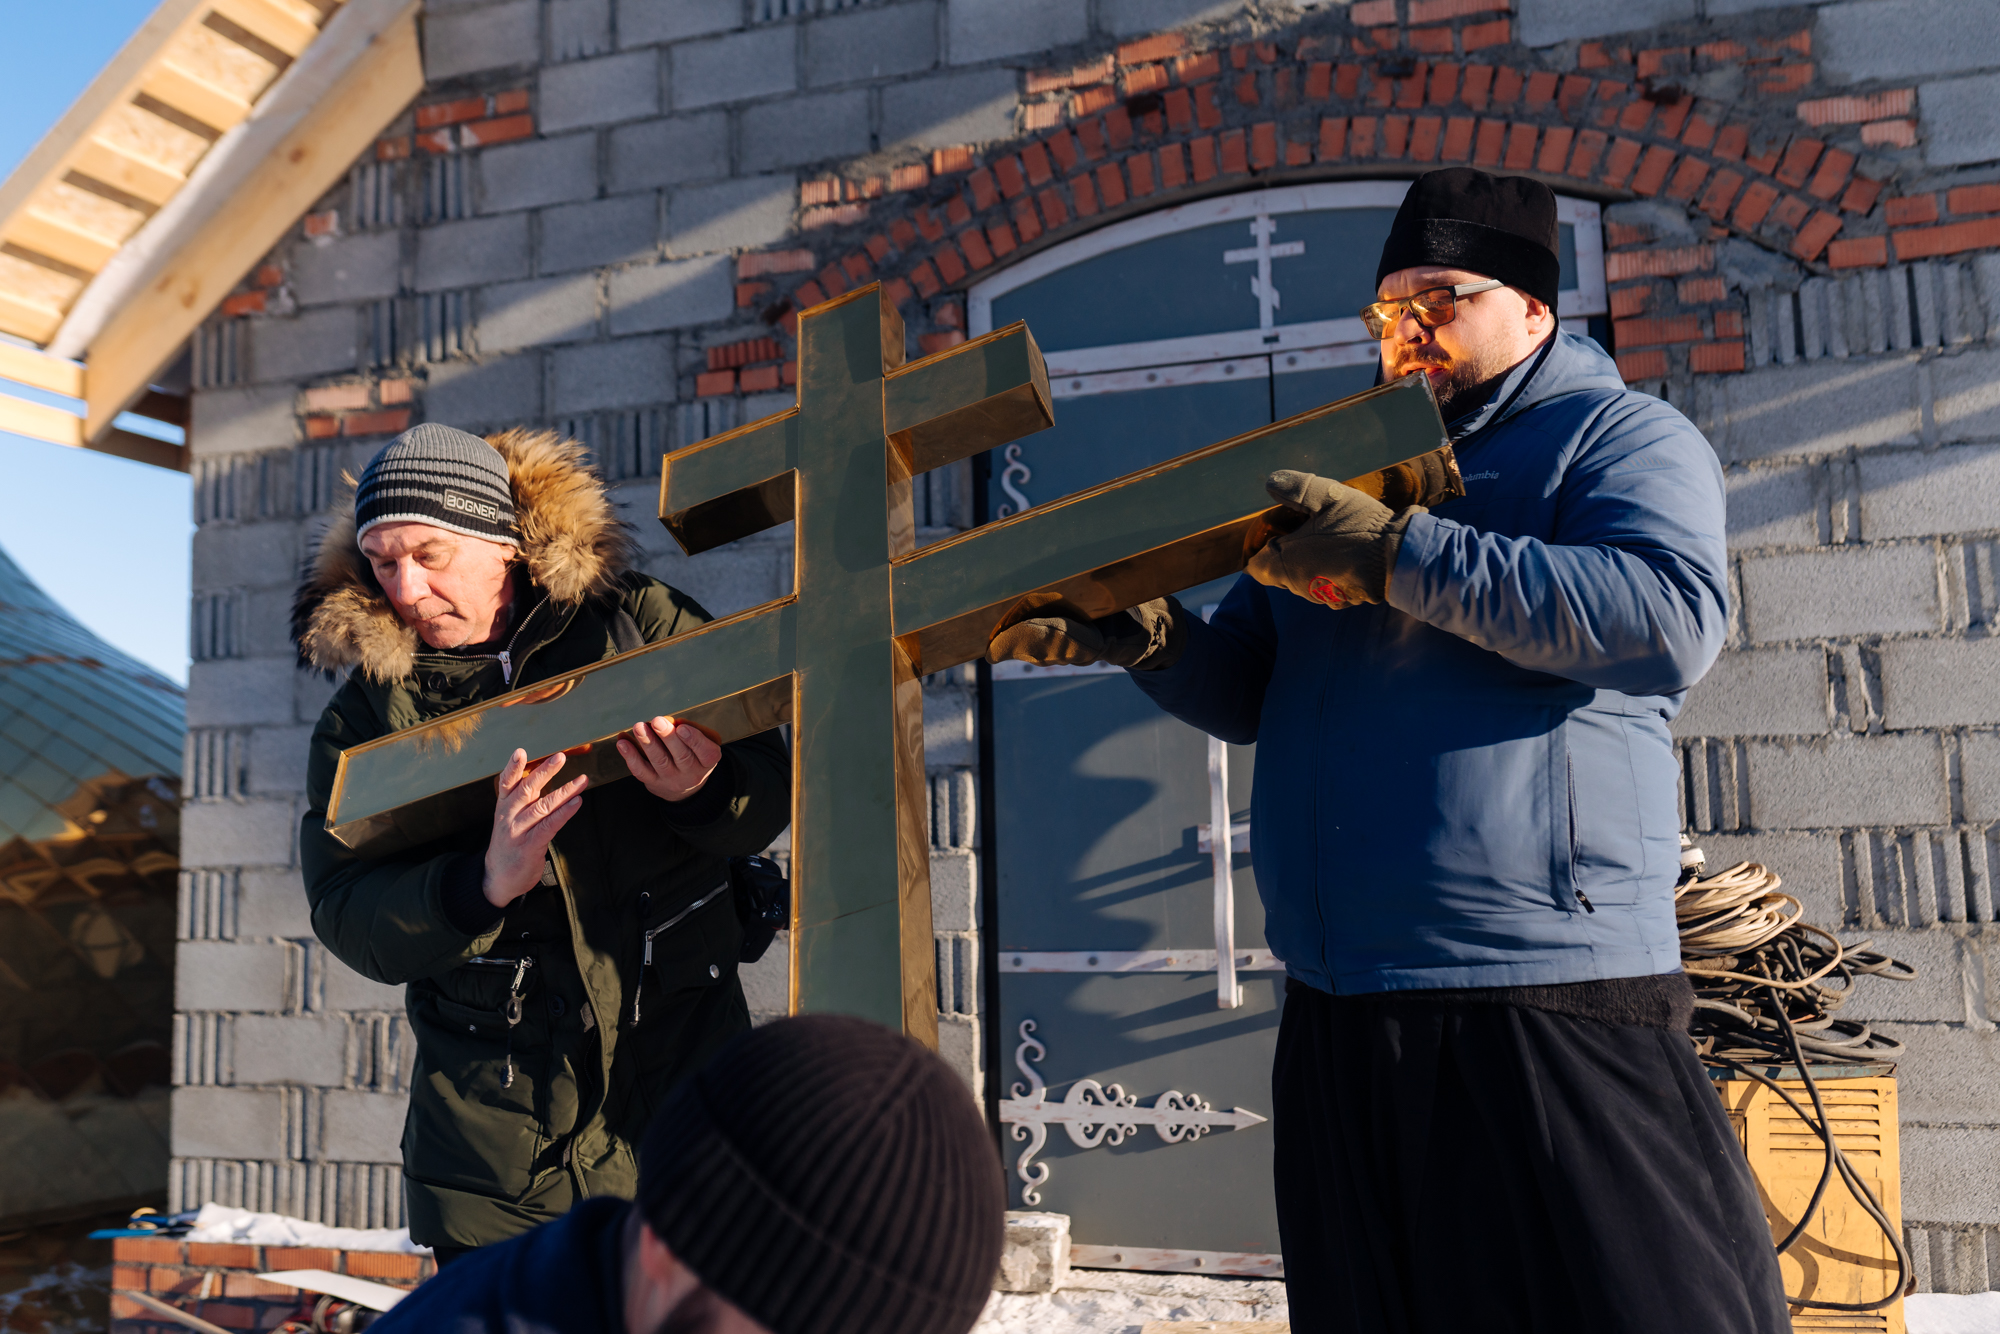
[1389,342,1516,420]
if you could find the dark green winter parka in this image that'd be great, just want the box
[294,429,790,1249]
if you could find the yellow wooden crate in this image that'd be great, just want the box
[1716,1075,1905,1333]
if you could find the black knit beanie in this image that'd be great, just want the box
[354,422,519,546]
[1376,167,1561,308]
[637,1015,1004,1334]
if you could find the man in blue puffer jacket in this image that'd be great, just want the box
[988,169,1789,1333]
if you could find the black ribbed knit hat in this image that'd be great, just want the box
[1376,167,1562,308]
[354,422,519,546]
[637,1015,1004,1334]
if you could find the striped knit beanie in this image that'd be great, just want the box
[637,1015,1004,1334]
[354,423,518,546]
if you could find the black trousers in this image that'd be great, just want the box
[1271,981,1791,1333]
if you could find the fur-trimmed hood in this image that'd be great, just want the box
[293,428,635,684]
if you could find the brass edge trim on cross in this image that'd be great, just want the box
[324,594,799,829]
[881,319,1054,478]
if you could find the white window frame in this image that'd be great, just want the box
[968,180,1605,380]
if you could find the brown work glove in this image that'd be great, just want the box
[1246,470,1423,609]
[986,592,1187,671]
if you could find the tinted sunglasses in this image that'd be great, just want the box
[1359,279,1507,339]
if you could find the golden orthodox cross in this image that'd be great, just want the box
[323,283,1448,1046]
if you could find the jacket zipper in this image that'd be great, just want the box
[466,955,536,1085]
[1564,753,1594,914]
[630,885,727,1025]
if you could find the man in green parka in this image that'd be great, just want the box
[294,423,791,1263]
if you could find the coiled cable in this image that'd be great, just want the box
[1677,847,1915,1312]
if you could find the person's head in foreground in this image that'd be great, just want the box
[371,1014,1005,1334]
[1365,166,1560,420]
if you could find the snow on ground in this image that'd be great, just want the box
[1908,1292,2000,1333]
[972,1269,1287,1334]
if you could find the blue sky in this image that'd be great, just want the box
[1,1,195,684]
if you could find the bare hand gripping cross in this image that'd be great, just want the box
[321,282,1450,1044]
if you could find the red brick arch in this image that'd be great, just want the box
[712,13,1970,394]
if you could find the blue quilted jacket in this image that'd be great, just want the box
[1129,331,1728,994]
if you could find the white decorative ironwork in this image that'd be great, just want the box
[995,442,1033,516]
[1222,214,1306,334]
[998,1019,1268,1206]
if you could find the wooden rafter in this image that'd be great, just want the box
[0,0,344,348]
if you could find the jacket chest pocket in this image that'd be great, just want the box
[416,954,550,1128]
[629,885,738,1026]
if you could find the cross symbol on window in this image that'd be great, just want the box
[1222,215,1306,337]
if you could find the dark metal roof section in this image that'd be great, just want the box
[0,542,184,1230]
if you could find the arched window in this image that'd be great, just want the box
[969,181,1604,514]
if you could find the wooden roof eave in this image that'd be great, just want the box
[52,0,424,444]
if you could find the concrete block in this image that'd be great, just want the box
[478,273,600,352]
[251,308,358,384]
[1879,639,2000,729]
[1904,1126,2000,1225]
[1872,1023,2000,1124]
[930,848,977,932]
[1747,734,1947,829]
[1713,356,1922,463]
[739,930,788,1018]
[1099,0,1246,35]
[881,68,1017,150]
[924,686,975,767]
[806,4,937,88]
[415,214,530,292]
[234,1015,346,1086]
[424,353,545,427]
[1725,464,1817,550]
[618,0,740,46]
[190,385,295,458]
[670,27,796,111]
[478,133,599,214]
[547,0,611,61]
[1834,928,1977,1023]
[1860,445,2000,539]
[607,254,734,335]
[423,0,539,80]
[1515,0,1694,45]
[182,799,299,869]
[1955,733,2000,821]
[608,114,729,193]
[245,723,312,797]
[1685,831,1845,927]
[244,587,302,660]
[187,658,301,727]
[741,90,872,173]
[193,521,299,593]
[320,1090,409,1162]
[177,941,288,1011]
[237,868,315,939]
[1934,73,2000,178]
[540,50,660,133]
[551,335,674,414]
[1819,1,2000,85]
[1931,350,2000,445]
[291,232,401,307]
[665,176,796,257]
[937,1012,978,1097]
[1739,545,1941,642]
[1674,648,1828,738]
[172,1086,286,1161]
[632,521,790,615]
[539,195,659,275]
[946,0,1086,63]
[995,1212,1071,1293]
[321,953,406,1011]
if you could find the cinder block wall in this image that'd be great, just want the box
[171,0,2000,1284]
